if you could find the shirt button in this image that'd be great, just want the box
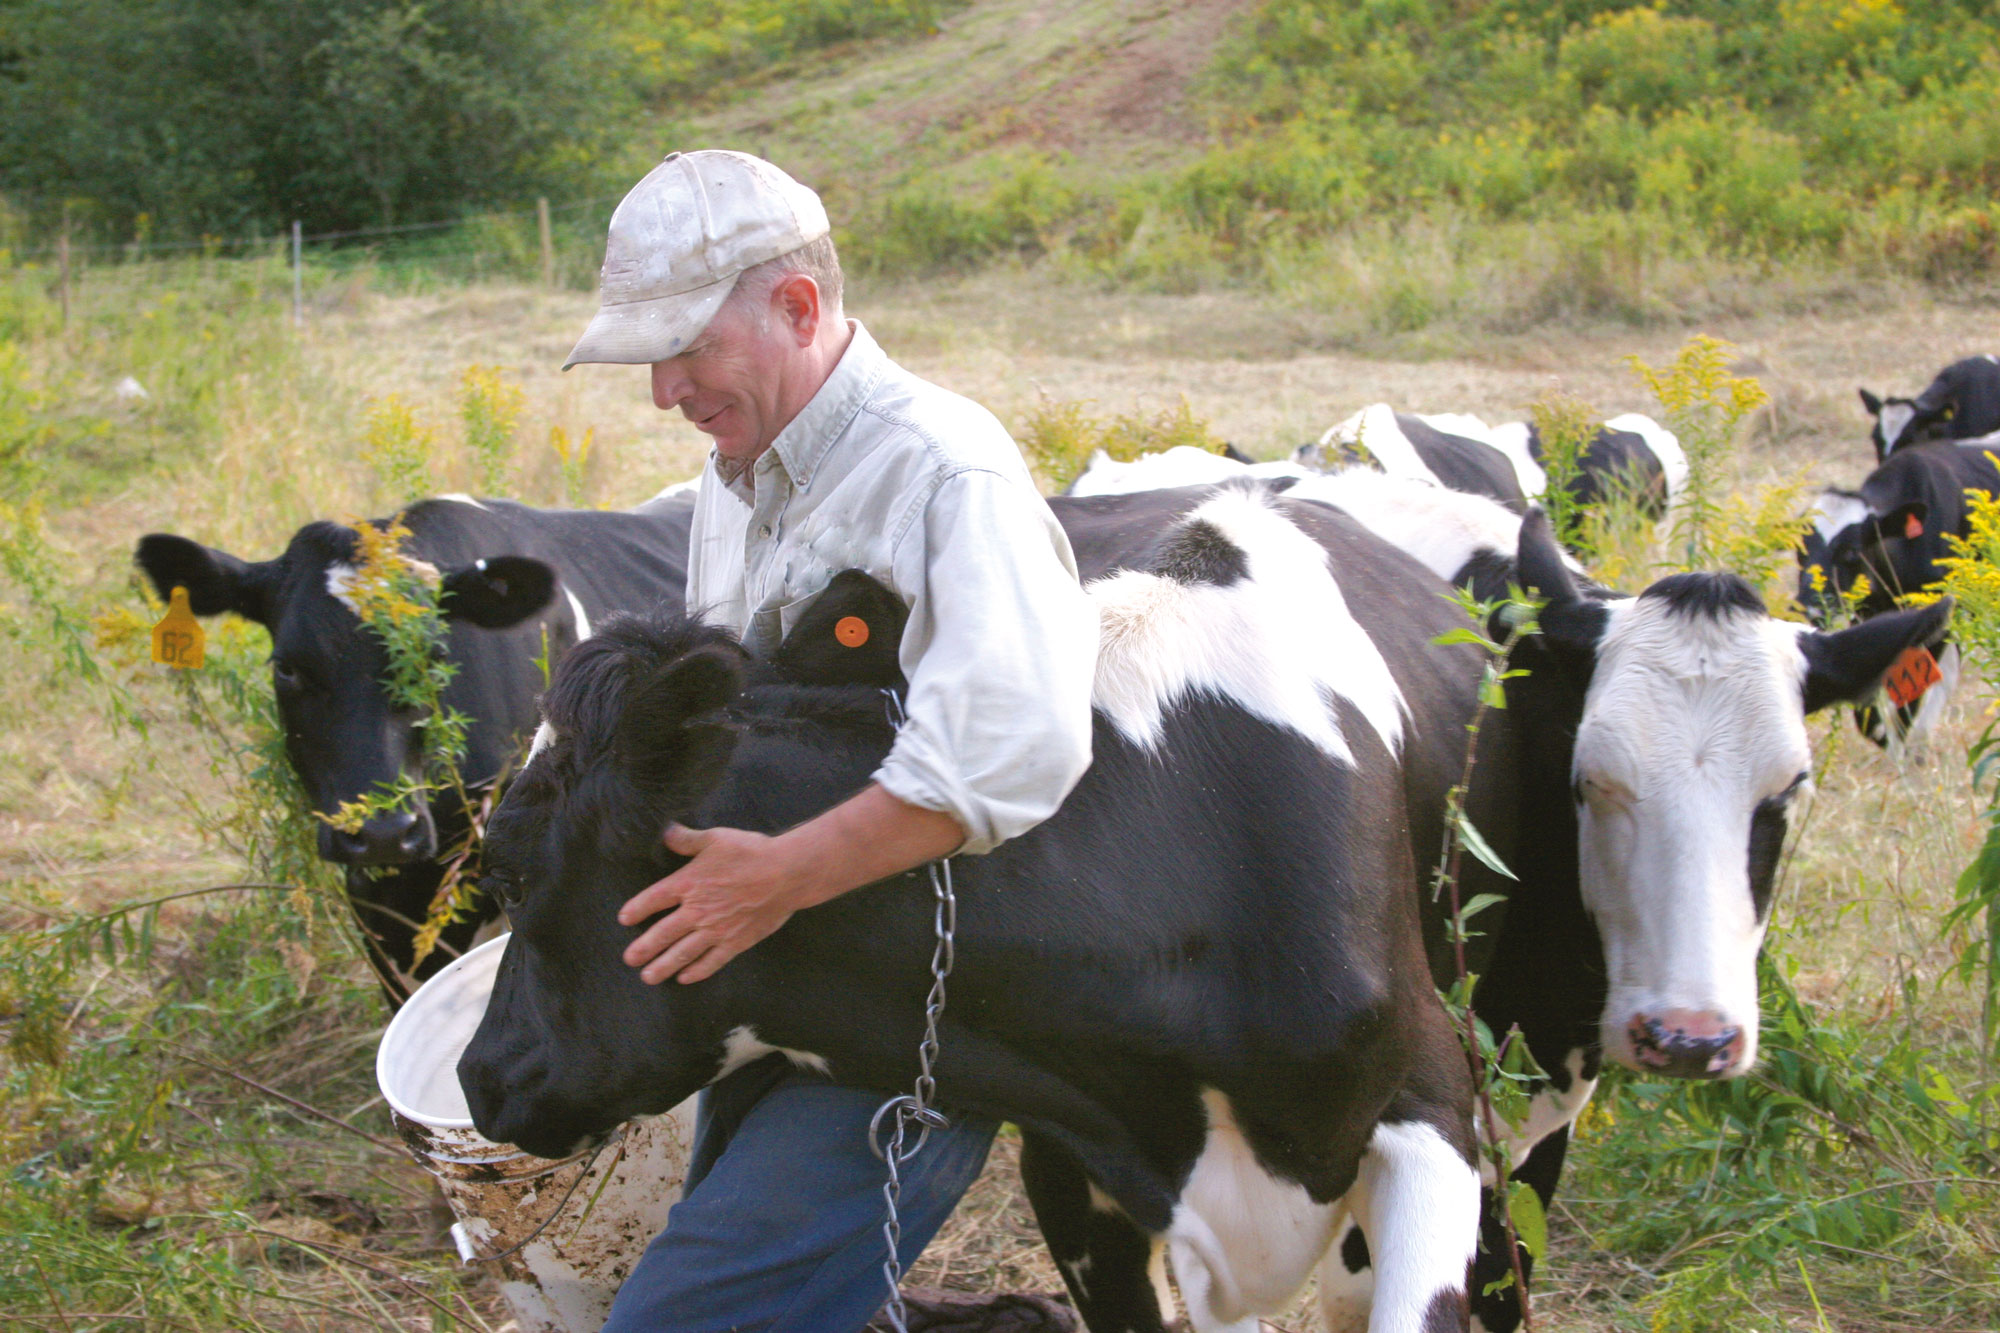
[758,524,772,538]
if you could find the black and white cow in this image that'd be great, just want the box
[1296,405,1531,511]
[135,488,695,1003]
[1795,441,1991,746]
[461,487,1505,1333]
[1860,354,2000,462]
[1491,414,1687,519]
[1061,444,1311,496]
[1275,467,1950,1330]
[1290,405,1686,520]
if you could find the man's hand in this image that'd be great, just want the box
[619,783,965,985]
[619,824,811,985]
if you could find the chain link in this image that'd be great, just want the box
[869,689,958,1333]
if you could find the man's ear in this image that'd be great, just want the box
[440,556,557,629]
[617,643,748,790]
[1859,388,1882,417]
[1512,508,1609,655]
[134,534,277,624]
[1800,598,1953,712]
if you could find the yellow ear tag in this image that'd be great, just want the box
[151,586,205,669]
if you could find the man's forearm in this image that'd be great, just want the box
[778,783,966,909]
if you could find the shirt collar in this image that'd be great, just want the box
[768,320,886,490]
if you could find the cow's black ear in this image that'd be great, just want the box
[617,643,747,784]
[134,533,275,624]
[440,557,556,629]
[770,570,908,691]
[1512,508,1607,654]
[1872,499,1928,542]
[1221,442,1255,464]
[1800,597,1953,712]
[1859,388,1882,417]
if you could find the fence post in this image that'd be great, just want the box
[291,220,303,329]
[538,197,554,289]
[57,230,71,329]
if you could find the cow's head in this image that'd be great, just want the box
[460,579,908,1156]
[135,524,556,864]
[1794,481,1939,628]
[1522,512,1951,1078]
[1859,388,1949,462]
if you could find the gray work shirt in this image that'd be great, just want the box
[686,321,1098,853]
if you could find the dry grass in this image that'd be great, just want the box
[8,259,1996,1331]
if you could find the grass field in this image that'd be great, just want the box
[3,250,1998,1331]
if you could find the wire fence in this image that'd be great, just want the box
[6,195,625,319]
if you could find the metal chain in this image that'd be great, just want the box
[868,688,958,1333]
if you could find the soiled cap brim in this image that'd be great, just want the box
[561,271,740,370]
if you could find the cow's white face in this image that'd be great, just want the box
[1571,591,1813,1078]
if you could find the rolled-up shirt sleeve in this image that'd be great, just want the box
[873,468,1099,854]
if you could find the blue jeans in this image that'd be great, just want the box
[601,1055,998,1333]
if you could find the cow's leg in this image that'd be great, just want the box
[1468,1126,1570,1333]
[1019,1130,1174,1333]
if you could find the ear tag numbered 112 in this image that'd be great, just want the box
[1884,645,1942,708]
[151,586,205,670]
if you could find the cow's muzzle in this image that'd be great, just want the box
[319,808,437,865]
[1621,1010,1745,1079]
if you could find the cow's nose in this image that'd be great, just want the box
[324,809,433,865]
[1625,1010,1744,1079]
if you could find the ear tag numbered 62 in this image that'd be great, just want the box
[151,586,205,670]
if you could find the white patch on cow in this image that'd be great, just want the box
[1483,1049,1597,1186]
[325,561,361,611]
[1333,1120,1480,1333]
[1166,1089,1335,1330]
[1486,420,1551,498]
[1605,412,1689,501]
[1318,404,1443,487]
[1878,401,1918,453]
[647,478,701,502]
[709,1024,830,1081]
[562,585,592,642]
[1576,597,1811,1075]
[1065,446,1309,497]
[324,555,441,612]
[1287,467,1588,584]
[1088,491,1406,765]
[525,720,556,767]
[438,492,490,510]
[1809,490,1870,546]
[1086,1180,1123,1214]
[1062,1255,1092,1303]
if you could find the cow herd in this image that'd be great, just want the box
[135,366,1982,1333]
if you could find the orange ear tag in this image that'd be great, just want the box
[1884,645,1942,708]
[150,586,205,669]
[834,616,870,648]
[1905,513,1925,539]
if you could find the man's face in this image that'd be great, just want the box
[650,286,789,462]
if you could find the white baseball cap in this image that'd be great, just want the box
[563,150,830,370]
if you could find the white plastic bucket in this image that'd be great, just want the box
[377,933,696,1333]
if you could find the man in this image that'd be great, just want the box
[560,150,1099,1332]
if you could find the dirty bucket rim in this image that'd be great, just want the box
[376,931,511,1130]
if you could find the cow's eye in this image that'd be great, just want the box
[485,868,526,908]
[273,661,305,693]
